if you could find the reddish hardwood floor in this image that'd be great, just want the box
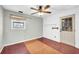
[39,37,79,54]
[1,43,30,54]
[1,37,79,54]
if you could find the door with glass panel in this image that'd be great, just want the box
[60,15,75,46]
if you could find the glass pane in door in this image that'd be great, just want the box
[61,17,72,31]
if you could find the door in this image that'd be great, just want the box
[60,15,75,46]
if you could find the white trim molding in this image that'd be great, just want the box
[0,46,4,53]
[4,36,42,47]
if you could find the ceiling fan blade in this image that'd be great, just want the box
[31,12,38,15]
[39,6,42,10]
[31,7,38,11]
[44,5,50,10]
[43,11,51,13]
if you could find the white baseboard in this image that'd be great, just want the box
[4,36,42,47]
[0,47,4,53]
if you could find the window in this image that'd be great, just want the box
[11,19,26,30]
[13,22,24,28]
[61,17,72,31]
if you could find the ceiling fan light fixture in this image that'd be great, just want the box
[38,12,44,15]
[30,5,51,15]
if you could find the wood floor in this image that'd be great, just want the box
[1,37,79,54]
[24,40,61,54]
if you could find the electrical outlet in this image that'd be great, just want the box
[54,36,56,38]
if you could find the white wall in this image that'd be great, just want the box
[0,6,3,49]
[3,10,43,46]
[43,7,79,48]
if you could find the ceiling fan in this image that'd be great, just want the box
[30,5,51,15]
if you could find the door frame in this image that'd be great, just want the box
[60,14,75,46]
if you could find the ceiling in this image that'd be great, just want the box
[2,5,79,17]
